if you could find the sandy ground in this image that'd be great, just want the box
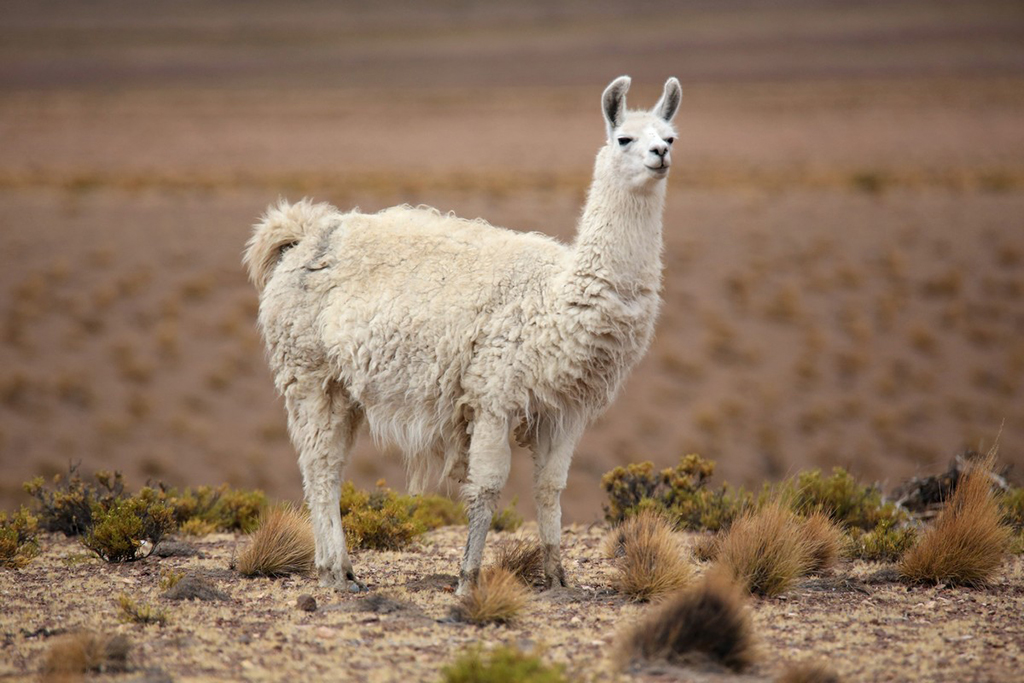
[1,526,1022,682]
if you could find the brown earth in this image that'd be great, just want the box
[1,526,1022,682]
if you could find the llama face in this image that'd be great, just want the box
[601,76,681,189]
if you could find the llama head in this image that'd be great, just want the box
[600,76,681,189]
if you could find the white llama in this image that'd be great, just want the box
[244,75,681,595]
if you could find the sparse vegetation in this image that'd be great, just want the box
[616,572,755,672]
[118,593,168,625]
[493,538,546,588]
[790,467,904,531]
[82,491,175,562]
[601,454,753,531]
[41,631,131,676]
[24,465,125,536]
[0,506,39,568]
[714,500,811,597]
[338,481,469,551]
[605,509,693,601]
[236,505,315,578]
[848,518,918,562]
[777,661,843,683]
[440,644,567,683]
[491,496,524,532]
[453,566,530,625]
[900,457,1012,586]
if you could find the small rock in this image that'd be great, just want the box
[296,594,317,612]
[162,574,230,602]
[152,540,203,558]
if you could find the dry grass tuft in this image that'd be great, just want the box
[494,538,546,588]
[800,511,844,573]
[605,509,694,601]
[41,631,131,676]
[690,533,721,563]
[714,500,811,597]
[453,566,531,625]
[777,661,843,683]
[900,455,1011,586]
[236,505,314,578]
[616,572,755,673]
[117,594,168,625]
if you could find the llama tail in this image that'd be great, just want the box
[243,198,338,291]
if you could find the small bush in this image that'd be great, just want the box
[41,631,131,676]
[491,496,524,533]
[714,500,811,597]
[338,481,467,550]
[118,594,168,625]
[494,538,546,588]
[453,566,530,625]
[616,572,755,672]
[0,506,39,568]
[1001,487,1024,554]
[340,482,420,551]
[156,483,267,534]
[411,494,467,531]
[848,519,918,562]
[791,467,902,531]
[236,505,314,577]
[24,464,124,536]
[602,454,753,531]
[440,644,567,683]
[800,511,844,573]
[82,491,175,562]
[900,457,1011,586]
[605,509,693,601]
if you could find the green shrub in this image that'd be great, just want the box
[24,465,124,536]
[411,494,467,531]
[601,454,753,531]
[0,507,39,568]
[153,483,267,534]
[848,518,918,562]
[338,482,470,550]
[491,496,524,533]
[439,645,567,683]
[790,467,904,530]
[82,491,175,562]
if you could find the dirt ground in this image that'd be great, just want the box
[1,526,1022,682]
[2,2,1024,678]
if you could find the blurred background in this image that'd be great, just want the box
[2,0,1023,522]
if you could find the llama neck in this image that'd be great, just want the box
[567,151,666,299]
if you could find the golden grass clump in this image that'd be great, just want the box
[117,594,168,625]
[41,631,131,676]
[800,510,844,573]
[900,456,1011,586]
[494,538,546,588]
[453,566,531,625]
[605,509,694,601]
[616,572,755,673]
[714,500,810,597]
[777,661,843,683]
[236,505,315,578]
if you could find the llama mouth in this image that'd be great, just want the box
[646,164,670,175]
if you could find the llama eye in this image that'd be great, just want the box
[666,137,675,145]
[617,137,633,147]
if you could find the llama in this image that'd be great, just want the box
[244,75,681,595]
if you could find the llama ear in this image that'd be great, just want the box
[654,77,682,122]
[602,75,631,138]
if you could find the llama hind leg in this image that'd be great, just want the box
[456,412,511,596]
[286,382,365,592]
[531,418,585,589]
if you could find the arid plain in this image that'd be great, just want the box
[2,2,1024,680]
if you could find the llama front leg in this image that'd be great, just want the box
[456,412,511,596]
[531,418,585,589]
[285,383,365,592]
